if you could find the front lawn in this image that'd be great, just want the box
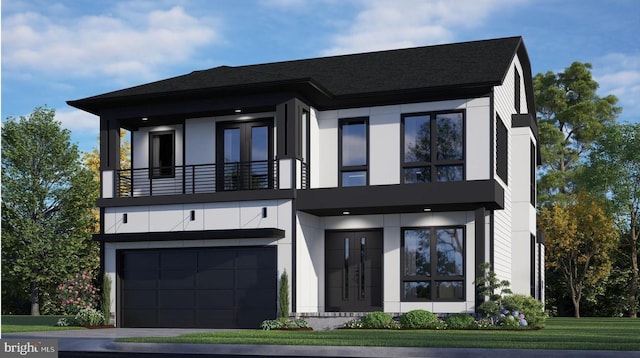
[119,317,640,351]
[1,315,84,333]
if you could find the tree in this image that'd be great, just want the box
[539,192,618,317]
[534,62,620,205]
[582,123,640,317]
[1,107,99,315]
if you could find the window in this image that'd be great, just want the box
[339,117,368,186]
[150,131,174,178]
[402,111,464,183]
[216,119,273,191]
[514,67,521,113]
[402,227,465,301]
[496,116,508,185]
[531,140,536,206]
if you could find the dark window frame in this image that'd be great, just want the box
[530,140,536,206]
[401,110,466,184]
[514,67,521,114]
[496,116,508,185]
[216,118,274,191]
[400,226,466,302]
[338,117,369,187]
[149,130,175,178]
[530,233,536,298]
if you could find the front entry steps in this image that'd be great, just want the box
[294,312,400,331]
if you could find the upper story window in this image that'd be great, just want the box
[531,140,536,206]
[339,117,369,187]
[150,130,175,178]
[402,111,464,184]
[216,119,273,191]
[402,226,465,301]
[496,116,508,185]
[514,67,521,114]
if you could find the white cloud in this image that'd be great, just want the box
[55,109,99,137]
[322,0,525,56]
[2,5,220,82]
[595,53,640,121]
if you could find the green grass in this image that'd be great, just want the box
[119,318,640,351]
[1,315,84,333]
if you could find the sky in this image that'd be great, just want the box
[2,0,639,154]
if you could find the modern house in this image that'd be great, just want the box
[68,36,543,329]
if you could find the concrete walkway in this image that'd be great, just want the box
[3,328,639,357]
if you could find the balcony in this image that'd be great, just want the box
[114,160,279,198]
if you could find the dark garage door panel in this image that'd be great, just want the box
[120,246,277,328]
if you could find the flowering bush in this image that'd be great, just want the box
[496,309,527,327]
[58,271,99,315]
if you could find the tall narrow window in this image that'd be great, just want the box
[496,116,508,185]
[402,111,464,183]
[531,140,536,206]
[150,131,174,178]
[514,67,521,113]
[339,117,368,186]
[343,238,350,300]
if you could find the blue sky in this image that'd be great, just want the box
[2,0,639,154]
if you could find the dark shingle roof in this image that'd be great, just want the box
[68,36,530,114]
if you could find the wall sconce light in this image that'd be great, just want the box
[190,210,196,221]
[123,213,128,223]
[262,207,267,218]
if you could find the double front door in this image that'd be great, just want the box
[325,230,382,312]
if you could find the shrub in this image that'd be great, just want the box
[286,318,309,329]
[58,271,99,315]
[260,318,309,330]
[56,318,72,327]
[279,271,289,319]
[502,294,547,328]
[444,313,476,329]
[74,308,104,326]
[475,263,512,318]
[399,309,437,329]
[344,319,364,329]
[496,310,523,327]
[101,274,112,325]
[360,311,394,328]
[261,319,284,330]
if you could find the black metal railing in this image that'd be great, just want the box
[115,160,278,198]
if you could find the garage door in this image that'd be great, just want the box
[119,246,277,328]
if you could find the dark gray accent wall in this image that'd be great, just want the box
[297,180,504,216]
[100,117,121,171]
[93,228,285,242]
[96,188,295,208]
